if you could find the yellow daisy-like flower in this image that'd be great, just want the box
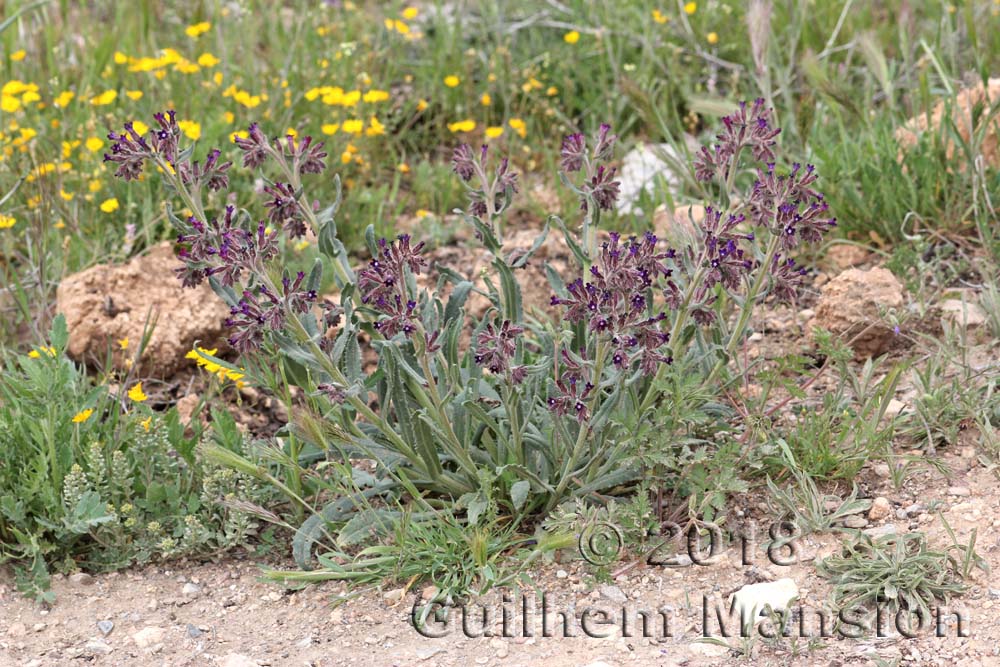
[85,136,104,152]
[185,21,211,38]
[90,89,117,106]
[141,416,152,432]
[485,126,504,138]
[447,119,476,133]
[132,120,149,135]
[197,52,220,67]
[652,9,670,24]
[53,91,75,107]
[125,90,144,100]
[11,50,26,61]
[28,346,56,358]
[0,214,15,229]
[508,118,527,138]
[100,198,119,213]
[365,116,385,136]
[397,162,410,173]
[321,123,340,135]
[72,408,94,424]
[416,98,428,112]
[178,120,201,140]
[127,382,148,402]
[684,2,697,14]
[480,93,492,106]
[402,6,418,19]
[119,337,129,350]
[707,32,718,45]
[443,75,460,88]
[563,31,580,44]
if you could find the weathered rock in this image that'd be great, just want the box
[598,584,628,603]
[896,78,1000,170]
[729,578,799,625]
[810,267,904,359]
[868,497,892,522]
[132,625,166,648]
[823,244,870,271]
[57,242,230,375]
[939,299,987,329]
[616,143,686,215]
[97,620,114,636]
[69,572,94,586]
[219,654,259,667]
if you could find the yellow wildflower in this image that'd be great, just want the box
[141,416,152,432]
[100,198,119,213]
[197,52,220,67]
[113,51,128,64]
[447,119,476,133]
[85,137,104,152]
[485,126,504,138]
[341,119,364,135]
[416,98,428,112]
[652,9,670,23]
[444,75,460,88]
[11,49,26,61]
[127,382,148,402]
[480,93,492,106]
[402,6,418,19]
[415,209,431,219]
[508,118,527,138]
[133,120,149,135]
[54,91,74,107]
[28,346,56,358]
[321,123,340,135]
[126,90,143,100]
[185,21,211,38]
[119,337,129,350]
[684,2,697,14]
[564,31,580,44]
[91,90,117,106]
[397,163,410,173]
[707,32,718,45]
[72,409,94,424]
[178,120,201,140]
[362,89,390,103]
[365,116,385,136]
[0,214,15,229]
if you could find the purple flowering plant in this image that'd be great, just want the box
[106,99,834,549]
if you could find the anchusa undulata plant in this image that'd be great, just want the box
[107,99,833,567]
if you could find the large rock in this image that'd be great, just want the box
[895,77,1000,170]
[57,242,230,375]
[615,142,687,215]
[809,267,904,359]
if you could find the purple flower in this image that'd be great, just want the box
[282,134,328,175]
[583,165,621,212]
[559,133,586,172]
[474,320,524,374]
[693,99,780,183]
[263,182,308,238]
[451,144,477,181]
[104,121,152,181]
[358,235,428,341]
[234,122,270,169]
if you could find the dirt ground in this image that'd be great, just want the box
[2,440,999,667]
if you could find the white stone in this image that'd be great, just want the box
[132,626,165,648]
[616,143,685,215]
[729,578,799,625]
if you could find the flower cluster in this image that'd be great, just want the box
[693,98,780,182]
[225,272,317,353]
[547,350,595,422]
[451,143,518,220]
[474,320,525,378]
[174,205,279,288]
[559,123,620,211]
[552,232,673,377]
[357,234,429,340]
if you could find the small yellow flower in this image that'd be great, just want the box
[485,126,504,138]
[28,346,55,359]
[443,75,460,88]
[178,120,201,140]
[707,32,718,45]
[60,189,74,201]
[11,50,26,62]
[119,337,129,350]
[185,21,211,38]
[480,93,492,106]
[447,119,476,133]
[113,51,128,64]
[508,118,527,138]
[100,198,119,213]
[91,89,118,106]
[684,2,697,14]
[546,86,558,96]
[365,116,385,136]
[564,30,580,44]
[53,91,74,107]
[85,136,104,152]
[72,409,94,424]
[342,119,364,135]
[415,209,431,219]
[0,214,15,229]
[416,98,428,112]
[652,9,670,24]
[402,6,418,19]
[321,123,340,135]
[125,90,144,100]
[88,179,103,193]
[197,52,220,67]
[397,162,410,173]
[128,382,148,402]
[141,416,152,432]
[132,120,149,135]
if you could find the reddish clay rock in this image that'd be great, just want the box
[895,78,1000,170]
[56,242,230,375]
[809,267,904,359]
